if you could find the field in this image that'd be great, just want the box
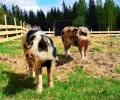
[0,36,120,100]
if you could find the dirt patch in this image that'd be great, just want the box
[0,37,120,81]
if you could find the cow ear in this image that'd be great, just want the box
[81,27,89,33]
[73,27,78,32]
[73,27,78,33]
[43,36,50,45]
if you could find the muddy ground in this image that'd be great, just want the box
[0,37,120,81]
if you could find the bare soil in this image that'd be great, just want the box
[0,37,120,81]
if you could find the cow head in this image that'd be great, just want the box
[24,31,50,62]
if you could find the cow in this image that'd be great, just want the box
[61,26,91,59]
[22,30,57,93]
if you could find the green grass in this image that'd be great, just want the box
[0,38,23,56]
[0,62,120,100]
[0,37,120,100]
[116,66,120,74]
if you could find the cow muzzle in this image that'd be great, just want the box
[26,52,34,60]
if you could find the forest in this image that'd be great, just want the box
[0,0,120,31]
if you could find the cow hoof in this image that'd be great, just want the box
[37,88,42,93]
[50,84,54,88]
[30,73,35,78]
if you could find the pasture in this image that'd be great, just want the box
[0,36,120,100]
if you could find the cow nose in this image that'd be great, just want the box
[26,52,34,60]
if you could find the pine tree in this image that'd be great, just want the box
[36,9,46,30]
[95,0,103,30]
[72,1,79,20]
[104,0,118,30]
[28,10,36,26]
[73,0,87,27]
[87,0,97,30]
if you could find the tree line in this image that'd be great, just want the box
[0,0,120,31]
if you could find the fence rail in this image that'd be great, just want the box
[0,15,30,43]
[0,25,30,43]
[90,30,120,38]
[89,27,120,38]
[0,14,120,43]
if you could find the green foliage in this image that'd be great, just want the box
[73,15,86,27]
[0,8,5,24]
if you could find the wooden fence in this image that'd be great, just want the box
[0,15,120,43]
[0,15,30,43]
[90,28,120,38]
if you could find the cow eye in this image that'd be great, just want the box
[24,44,28,50]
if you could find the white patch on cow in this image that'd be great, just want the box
[65,49,70,57]
[37,74,42,93]
[81,51,85,59]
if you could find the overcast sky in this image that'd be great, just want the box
[0,0,119,15]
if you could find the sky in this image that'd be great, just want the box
[0,0,119,15]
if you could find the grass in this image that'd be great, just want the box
[0,62,120,100]
[90,37,120,53]
[0,38,23,56]
[0,37,120,100]
[116,66,120,74]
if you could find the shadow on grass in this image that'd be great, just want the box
[2,70,36,96]
[55,54,73,66]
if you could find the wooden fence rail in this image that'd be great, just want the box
[0,15,30,43]
[0,25,30,43]
[90,28,120,38]
[0,15,120,43]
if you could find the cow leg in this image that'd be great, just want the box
[84,45,88,59]
[28,61,35,77]
[63,41,71,57]
[47,66,53,88]
[37,67,42,93]
[78,46,83,59]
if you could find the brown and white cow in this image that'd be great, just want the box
[61,26,91,59]
[22,30,57,93]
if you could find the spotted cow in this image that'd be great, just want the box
[61,26,91,59]
[22,30,57,93]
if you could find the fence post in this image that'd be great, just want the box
[91,29,92,37]
[14,17,18,36]
[49,28,50,34]
[20,20,23,35]
[4,15,8,38]
[107,27,109,37]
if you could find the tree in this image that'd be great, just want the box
[73,0,87,27]
[56,8,62,20]
[95,0,103,30]
[0,7,5,24]
[28,10,36,26]
[72,1,79,20]
[87,0,97,30]
[116,7,120,30]
[23,10,28,22]
[104,0,119,30]
[73,16,86,27]
[36,9,46,30]
[62,1,71,20]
